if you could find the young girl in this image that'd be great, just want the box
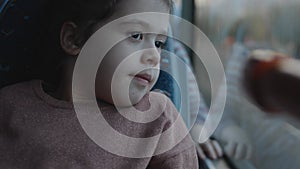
[0,0,198,168]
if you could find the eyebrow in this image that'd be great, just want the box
[119,19,168,35]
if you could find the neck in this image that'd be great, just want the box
[43,56,76,102]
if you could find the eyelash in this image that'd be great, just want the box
[155,41,165,49]
[130,33,166,49]
[131,33,144,41]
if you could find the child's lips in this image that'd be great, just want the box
[132,73,153,86]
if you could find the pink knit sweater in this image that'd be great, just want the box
[0,80,198,169]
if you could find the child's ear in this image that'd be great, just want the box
[60,22,81,56]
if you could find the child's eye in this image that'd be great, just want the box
[131,33,143,40]
[155,41,165,48]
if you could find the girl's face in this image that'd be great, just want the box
[94,0,170,107]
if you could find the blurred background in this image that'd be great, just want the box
[179,0,300,168]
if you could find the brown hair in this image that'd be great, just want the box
[36,0,173,86]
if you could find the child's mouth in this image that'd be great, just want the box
[133,73,152,86]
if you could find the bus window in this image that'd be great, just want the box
[193,0,300,169]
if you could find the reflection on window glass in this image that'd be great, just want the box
[194,0,300,62]
[193,1,300,169]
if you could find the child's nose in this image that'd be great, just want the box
[140,48,160,66]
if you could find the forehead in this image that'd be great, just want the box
[90,0,170,38]
[118,16,169,35]
[107,0,170,35]
[113,0,170,16]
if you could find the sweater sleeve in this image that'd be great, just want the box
[147,145,198,169]
[146,93,198,169]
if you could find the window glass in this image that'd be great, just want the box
[193,1,300,168]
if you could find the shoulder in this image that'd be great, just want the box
[148,91,170,104]
[0,80,38,103]
[148,91,178,116]
[149,91,176,106]
[1,80,35,94]
[147,92,197,168]
[148,91,188,136]
[0,81,37,122]
[148,144,198,169]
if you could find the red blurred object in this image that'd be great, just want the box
[244,50,300,118]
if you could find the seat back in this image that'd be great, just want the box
[0,0,47,87]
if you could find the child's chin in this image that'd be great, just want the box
[100,86,148,108]
[115,97,142,108]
